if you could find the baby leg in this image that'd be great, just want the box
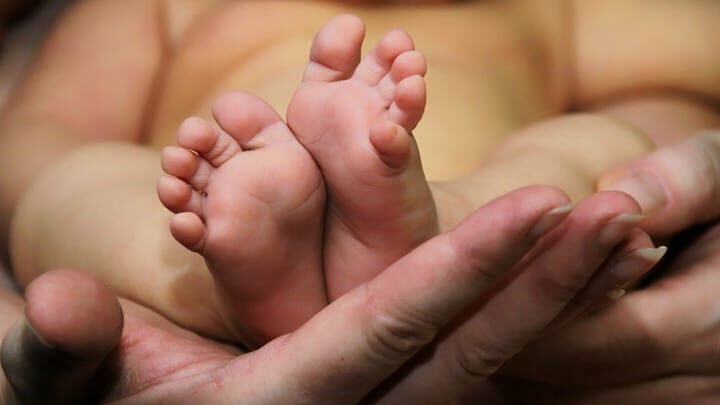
[428,114,662,301]
[0,0,171,254]
[9,141,280,345]
[432,113,655,230]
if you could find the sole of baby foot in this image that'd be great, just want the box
[159,92,328,347]
[287,14,437,299]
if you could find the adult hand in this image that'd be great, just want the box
[1,186,595,404]
[495,131,720,403]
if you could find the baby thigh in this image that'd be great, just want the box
[10,142,229,339]
[0,0,169,249]
[432,114,654,230]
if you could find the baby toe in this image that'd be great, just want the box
[157,175,204,216]
[178,117,239,168]
[170,212,206,252]
[161,146,199,179]
[388,75,426,131]
[390,50,427,83]
[304,14,365,82]
[355,28,415,85]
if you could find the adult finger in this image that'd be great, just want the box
[597,131,720,235]
[220,186,571,403]
[571,231,664,317]
[376,191,649,403]
[499,236,720,387]
[1,270,123,404]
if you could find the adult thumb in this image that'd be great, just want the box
[1,270,123,404]
[597,131,720,236]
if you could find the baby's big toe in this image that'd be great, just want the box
[304,14,365,83]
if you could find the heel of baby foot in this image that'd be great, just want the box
[370,121,412,170]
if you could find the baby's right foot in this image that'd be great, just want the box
[158,92,326,346]
[287,15,438,298]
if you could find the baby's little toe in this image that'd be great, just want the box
[369,121,412,170]
[170,212,206,252]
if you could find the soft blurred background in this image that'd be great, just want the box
[0,0,70,104]
[0,0,71,288]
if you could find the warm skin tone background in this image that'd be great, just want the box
[3,0,720,342]
[0,0,718,402]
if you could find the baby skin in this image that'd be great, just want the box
[159,15,661,345]
[159,15,436,343]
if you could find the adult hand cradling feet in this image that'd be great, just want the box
[1,186,654,403]
[493,131,720,403]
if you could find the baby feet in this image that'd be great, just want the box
[158,92,327,346]
[288,14,438,298]
[155,15,663,349]
[158,15,438,345]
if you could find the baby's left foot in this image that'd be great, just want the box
[158,92,327,345]
[287,15,438,298]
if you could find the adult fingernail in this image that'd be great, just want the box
[610,246,668,280]
[596,214,645,246]
[606,288,626,301]
[603,173,668,214]
[611,213,646,224]
[528,204,573,239]
[633,246,668,263]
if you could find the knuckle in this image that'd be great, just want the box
[367,314,436,359]
[452,338,518,380]
[362,286,439,362]
[446,233,509,283]
[534,265,587,304]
